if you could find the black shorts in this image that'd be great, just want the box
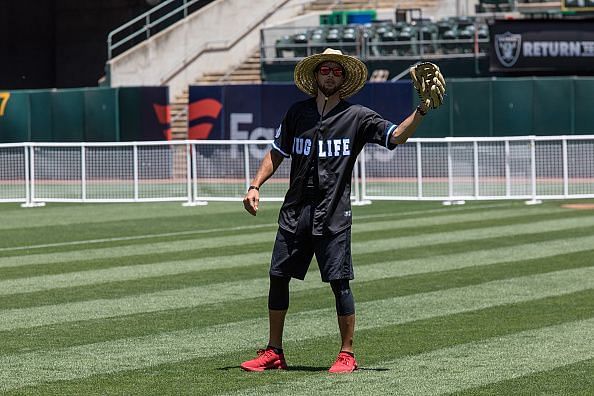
[270,202,353,282]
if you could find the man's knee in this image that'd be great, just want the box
[330,279,355,316]
[268,275,290,310]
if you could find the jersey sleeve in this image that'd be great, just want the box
[358,107,398,151]
[271,109,294,158]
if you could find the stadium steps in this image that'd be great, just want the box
[169,49,261,140]
[169,0,444,140]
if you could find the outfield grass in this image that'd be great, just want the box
[0,199,593,395]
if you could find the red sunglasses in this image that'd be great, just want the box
[318,66,344,77]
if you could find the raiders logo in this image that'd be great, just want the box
[495,32,522,67]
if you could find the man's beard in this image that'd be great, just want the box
[318,83,341,97]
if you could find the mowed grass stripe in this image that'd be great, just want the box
[0,205,582,270]
[3,212,594,295]
[0,203,566,262]
[454,358,594,395]
[2,250,592,354]
[0,267,592,391]
[0,202,246,230]
[6,290,593,396]
[0,202,508,237]
[3,234,594,330]
[234,318,594,396]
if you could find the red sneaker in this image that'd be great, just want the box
[328,351,358,373]
[240,348,288,372]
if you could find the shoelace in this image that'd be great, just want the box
[256,349,275,360]
[336,355,352,366]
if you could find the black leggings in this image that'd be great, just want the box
[268,275,290,311]
[268,275,355,316]
[330,279,355,316]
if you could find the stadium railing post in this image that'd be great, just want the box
[525,136,542,205]
[353,148,371,206]
[21,144,45,208]
[183,141,207,206]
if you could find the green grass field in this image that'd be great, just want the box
[1,199,593,395]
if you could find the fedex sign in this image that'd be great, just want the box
[230,113,274,159]
[188,83,411,160]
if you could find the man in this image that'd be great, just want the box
[240,48,435,373]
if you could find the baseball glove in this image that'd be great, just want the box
[409,62,446,110]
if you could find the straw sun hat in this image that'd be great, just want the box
[294,48,368,99]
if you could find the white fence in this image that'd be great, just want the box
[1,136,593,207]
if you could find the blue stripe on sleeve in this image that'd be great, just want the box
[384,123,397,150]
[272,141,290,158]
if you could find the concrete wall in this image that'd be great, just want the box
[108,0,313,97]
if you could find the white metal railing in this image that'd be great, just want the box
[1,136,593,207]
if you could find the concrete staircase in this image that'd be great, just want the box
[170,49,261,140]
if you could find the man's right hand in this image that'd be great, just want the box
[243,189,259,216]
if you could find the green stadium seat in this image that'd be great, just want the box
[379,30,397,56]
[275,35,292,58]
[419,24,438,55]
[293,33,308,57]
[442,29,458,54]
[310,33,326,55]
[456,28,473,54]
[341,32,357,55]
[396,28,414,56]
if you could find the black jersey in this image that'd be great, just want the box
[272,97,397,236]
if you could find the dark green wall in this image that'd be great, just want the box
[414,77,594,138]
[0,86,169,143]
[0,87,119,142]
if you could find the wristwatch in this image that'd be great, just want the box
[248,185,260,192]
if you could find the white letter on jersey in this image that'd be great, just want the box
[326,141,333,157]
[318,140,327,158]
[293,137,304,154]
[304,139,311,155]
[343,138,350,155]
[333,139,342,156]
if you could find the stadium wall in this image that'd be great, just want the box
[108,0,314,98]
[188,77,594,139]
[0,87,169,143]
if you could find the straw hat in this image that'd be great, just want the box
[294,48,368,98]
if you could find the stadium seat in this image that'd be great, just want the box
[275,35,293,58]
[310,33,326,55]
[455,16,474,32]
[441,29,458,54]
[379,30,397,56]
[436,19,454,38]
[326,31,340,48]
[396,28,414,56]
[293,33,308,57]
[457,28,474,54]
[341,31,357,55]
[419,24,438,55]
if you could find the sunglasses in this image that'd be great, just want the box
[318,66,344,77]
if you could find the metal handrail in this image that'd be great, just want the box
[107,0,212,59]
[260,24,490,62]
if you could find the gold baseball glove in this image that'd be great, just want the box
[409,62,446,110]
